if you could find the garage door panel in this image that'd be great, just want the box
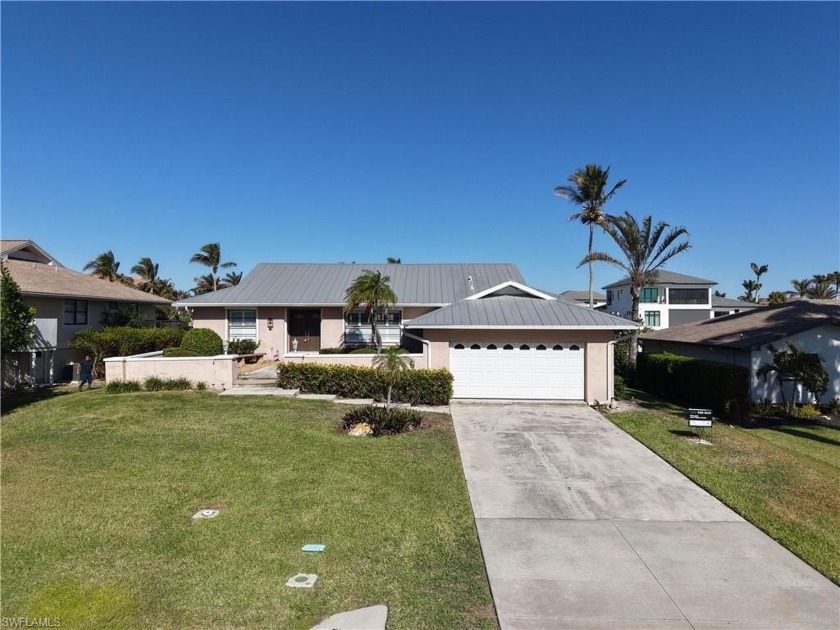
[450,342,585,400]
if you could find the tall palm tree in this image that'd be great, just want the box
[829,271,840,299]
[151,277,177,300]
[372,347,415,410]
[750,262,768,302]
[554,164,627,309]
[582,212,690,366]
[739,279,760,302]
[220,271,243,288]
[83,251,122,282]
[189,243,236,292]
[344,270,398,353]
[130,257,159,293]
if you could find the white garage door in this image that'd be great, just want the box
[449,342,585,400]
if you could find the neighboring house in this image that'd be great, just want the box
[712,295,762,318]
[603,270,762,330]
[1,240,170,386]
[559,290,607,309]
[640,300,840,405]
[175,263,636,403]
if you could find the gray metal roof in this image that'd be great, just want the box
[405,295,637,329]
[602,270,716,289]
[175,263,524,307]
[712,296,762,309]
[560,290,607,301]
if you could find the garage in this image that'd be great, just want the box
[450,341,584,399]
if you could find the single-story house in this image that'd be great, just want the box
[1,239,170,385]
[559,290,607,309]
[640,299,840,404]
[175,263,636,403]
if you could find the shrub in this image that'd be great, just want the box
[162,347,200,357]
[181,328,223,356]
[143,376,193,391]
[342,405,423,436]
[196,381,208,391]
[636,352,750,419]
[105,380,142,394]
[228,339,260,355]
[614,374,627,400]
[276,363,453,406]
[72,327,185,360]
[319,346,379,355]
[793,403,822,419]
[143,376,166,391]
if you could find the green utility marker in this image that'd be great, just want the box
[301,544,326,552]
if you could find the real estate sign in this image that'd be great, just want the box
[688,408,713,428]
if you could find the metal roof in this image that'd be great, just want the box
[711,296,762,309]
[560,290,607,301]
[405,295,638,329]
[175,263,524,307]
[602,270,716,289]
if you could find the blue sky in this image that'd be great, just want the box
[2,1,838,298]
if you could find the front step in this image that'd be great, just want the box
[234,378,277,388]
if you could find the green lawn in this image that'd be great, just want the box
[1,390,496,628]
[608,393,840,585]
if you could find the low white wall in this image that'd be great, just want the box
[281,352,426,368]
[104,352,239,391]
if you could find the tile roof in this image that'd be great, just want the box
[640,299,839,349]
[405,295,637,329]
[5,259,170,304]
[175,263,524,306]
[602,270,716,289]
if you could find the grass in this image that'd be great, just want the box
[1,389,496,628]
[609,390,840,585]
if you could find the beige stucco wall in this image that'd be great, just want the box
[104,354,239,391]
[422,329,615,403]
[280,352,426,368]
[191,307,227,340]
[320,307,345,349]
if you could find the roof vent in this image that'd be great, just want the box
[467,276,475,293]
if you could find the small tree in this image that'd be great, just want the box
[1,262,36,355]
[767,291,787,305]
[372,347,415,410]
[757,342,828,410]
[344,270,398,352]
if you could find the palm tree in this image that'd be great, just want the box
[554,164,627,309]
[750,262,768,302]
[372,347,415,410]
[84,251,122,282]
[386,257,402,264]
[830,271,840,299]
[191,274,215,296]
[130,257,159,292]
[582,212,690,366]
[791,278,811,298]
[344,270,398,353]
[151,278,177,300]
[805,274,838,300]
[220,271,243,288]
[739,279,760,302]
[189,243,236,292]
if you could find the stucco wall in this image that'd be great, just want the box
[750,325,840,405]
[422,329,615,403]
[191,307,227,340]
[280,352,426,368]
[104,353,239,391]
[320,307,345,349]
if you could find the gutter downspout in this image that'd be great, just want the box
[402,330,432,369]
[607,339,617,409]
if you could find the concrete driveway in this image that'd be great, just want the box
[451,402,840,630]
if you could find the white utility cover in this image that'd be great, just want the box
[450,342,585,400]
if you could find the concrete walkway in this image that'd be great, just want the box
[450,402,840,630]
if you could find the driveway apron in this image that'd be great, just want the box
[450,402,840,630]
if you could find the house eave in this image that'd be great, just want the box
[405,324,639,331]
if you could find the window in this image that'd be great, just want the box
[606,290,613,306]
[487,344,497,350]
[470,344,481,350]
[454,343,465,350]
[345,309,401,325]
[503,344,514,350]
[229,309,257,341]
[553,345,563,351]
[644,311,661,327]
[669,288,709,305]
[519,344,530,350]
[569,345,580,351]
[641,287,659,303]
[64,299,88,325]
[536,344,546,350]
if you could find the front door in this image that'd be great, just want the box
[288,309,321,352]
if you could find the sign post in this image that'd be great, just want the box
[687,408,713,442]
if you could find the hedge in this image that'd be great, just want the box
[181,328,223,356]
[71,327,185,360]
[276,363,453,406]
[636,352,750,416]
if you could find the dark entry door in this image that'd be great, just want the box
[288,309,321,352]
